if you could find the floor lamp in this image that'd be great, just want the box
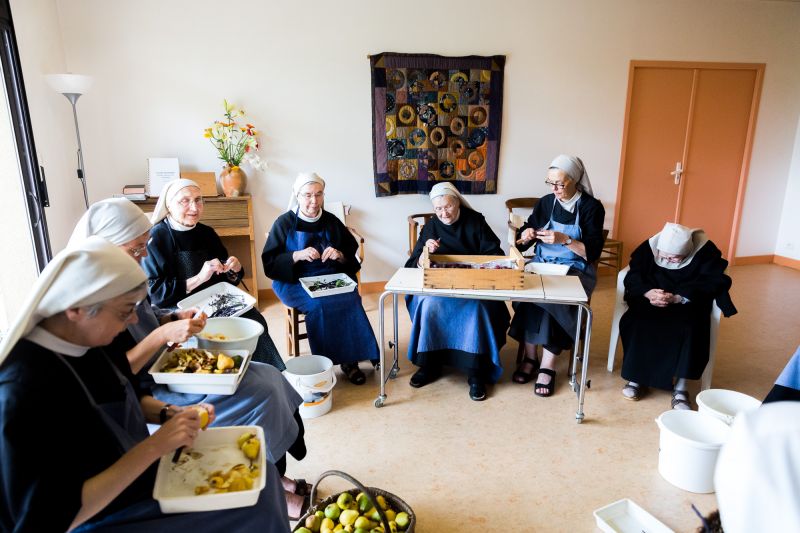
[45,73,93,209]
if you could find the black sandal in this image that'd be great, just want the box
[512,357,539,384]
[341,363,366,385]
[534,368,557,397]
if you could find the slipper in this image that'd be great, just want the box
[622,382,641,401]
[534,368,556,398]
[341,363,366,385]
[671,389,691,410]
[512,357,539,384]
[293,478,312,498]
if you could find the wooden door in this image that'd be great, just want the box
[614,61,764,261]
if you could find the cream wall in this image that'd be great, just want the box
[11,0,800,285]
[775,114,800,261]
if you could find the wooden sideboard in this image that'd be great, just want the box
[133,195,259,302]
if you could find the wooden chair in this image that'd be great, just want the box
[505,198,539,254]
[407,213,435,256]
[599,238,623,274]
[283,201,366,357]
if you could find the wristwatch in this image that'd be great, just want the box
[159,404,173,424]
[563,238,573,246]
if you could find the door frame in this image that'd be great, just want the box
[613,60,765,261]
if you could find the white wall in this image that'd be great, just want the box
[775,114,800,261]
[12,0,800,285]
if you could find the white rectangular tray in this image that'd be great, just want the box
[524,262,570,276]
[299,273,357,298]
[153,426,266,513]
[148,348,251,395]
[177,281,255,318]
[594,499,674,533]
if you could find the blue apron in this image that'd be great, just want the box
[272,212,379,365]
[514,199,597,346]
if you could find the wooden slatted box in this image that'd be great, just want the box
[421,247,525,290]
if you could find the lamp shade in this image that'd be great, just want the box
[45,73,93,95]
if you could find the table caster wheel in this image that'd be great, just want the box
[374,397,385,408]
[389,367,399,379]
[575,413,584,424]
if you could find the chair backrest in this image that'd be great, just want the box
[325,201,349,226]
[505,197,539,226]
[407,213,436,256]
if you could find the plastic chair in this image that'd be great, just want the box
[606,266,721,391]
[407,213,435,256]
[279,202,366,357]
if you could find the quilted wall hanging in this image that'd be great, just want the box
[370,52,506,197]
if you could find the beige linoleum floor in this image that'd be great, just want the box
[259,264,800,532]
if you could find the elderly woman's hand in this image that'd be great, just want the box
[149,408,202,456]
[535,229,569,245]
[197,258,225,283]
[425,238,441,253]
[518,228,536,244]
[644,289,675,307]
[160,315,207,344]
[293,247,320,263]
[223,256,242,273]
[320,246,343,263]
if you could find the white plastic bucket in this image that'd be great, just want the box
[655,410,731,493]
[283,355,337,419]
[696,389,761,425]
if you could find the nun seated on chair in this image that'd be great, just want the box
[405,182,511,402]
[142,178,284,370]
[0,238,289,532]
[619,222,736,409]
[261,172,379,385]
[509,155,606,398]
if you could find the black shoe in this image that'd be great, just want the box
[409,366,439,388]
[370,359,380,371]
[469,382,487,401]
[341,363,366,385]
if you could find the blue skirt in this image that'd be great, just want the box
[74,460,289,532]
[406,295,510,383]
[273,281,379,365]
[153,362,302,464]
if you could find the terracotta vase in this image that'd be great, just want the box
[219,165,247,197]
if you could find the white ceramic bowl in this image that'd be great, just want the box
[195,317,263,355]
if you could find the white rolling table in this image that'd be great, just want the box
[374,268,594,423]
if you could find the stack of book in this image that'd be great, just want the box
[113,184,147,201]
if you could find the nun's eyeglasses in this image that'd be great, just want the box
[544,180,568,190]
[125,244,147,258]
[176,197,204,208]
[300,192,324,200]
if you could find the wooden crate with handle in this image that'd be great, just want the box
[422,247,525,290]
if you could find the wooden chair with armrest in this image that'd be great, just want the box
[407,213,436,256]
[281,201,366,357]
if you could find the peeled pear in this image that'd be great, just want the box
[216,353,234,370]
[241,437,260,460]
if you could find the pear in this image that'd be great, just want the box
[384,509,396,522]
[316,510,325,519]
[354,516,376,530]
[321,517,335,531]
[339,509,359,527]
[356,492,372,513]
[336,492,354,511]
[324,503,341,521]
[375,495,388,510]
[241,437,260,460]
[216,353,234,370]
[193,406,209,429]
[296,529,312,533]
[237,432,255,449]
[354,529,369,533]
[394,512,409,531]
[305,514,321,532]
[367,507,381,522]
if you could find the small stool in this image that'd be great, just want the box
[285,307,308,357]
[599,238,623,274]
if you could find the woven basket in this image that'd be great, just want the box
[292,470,416,532]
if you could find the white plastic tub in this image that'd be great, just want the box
[696,389,761,425]
[148,348,251,395]
[593,498,674,533]
[284,355,337,419]
[299,273,357,298]
[655,410,731,493]
[177,281,256,318]
[153,426,266,513]
[195,317,264,355]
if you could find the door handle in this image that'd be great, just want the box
[670,162,683,185]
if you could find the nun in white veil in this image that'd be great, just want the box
[509,155,606,397]
[619,222,736,409]
[261,172,379,385]
[142,178,284,370]
[69,197,309,519]
[0,238,289,532]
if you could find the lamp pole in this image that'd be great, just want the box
[64,92,89,209]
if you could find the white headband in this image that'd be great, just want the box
[429,182,472,210]
[549,154,594,197]
[68,197,152,247]
[149,178,201,224]
[287,172,326,212]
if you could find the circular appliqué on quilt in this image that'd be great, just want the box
[449,117,465,136]
[398,105,416,125]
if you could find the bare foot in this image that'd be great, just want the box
[285,490,306,519]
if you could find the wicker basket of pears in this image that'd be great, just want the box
[292,470,415,533]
